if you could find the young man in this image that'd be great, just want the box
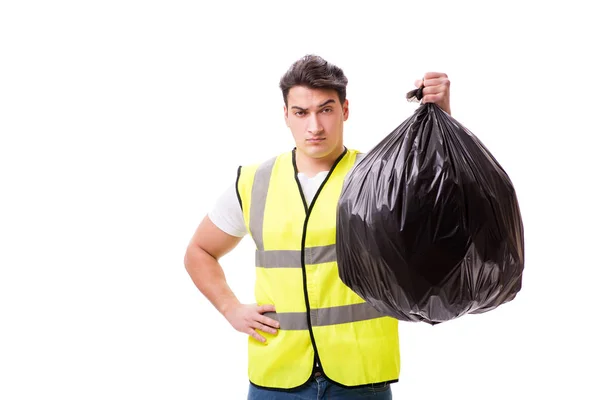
[184,55,451,399]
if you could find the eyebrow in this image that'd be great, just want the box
[290,99,336,111]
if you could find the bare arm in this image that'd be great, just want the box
[184,215,243,315]
[183,215,279,342]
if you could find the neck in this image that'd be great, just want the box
[295,146,345,178]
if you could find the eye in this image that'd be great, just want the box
[322,108,333,113]
[294,111,306,117]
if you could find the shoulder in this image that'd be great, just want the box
[344,148,366,164]
[238,151,292,180]
[237,150,290,194]
[345,149,366,174]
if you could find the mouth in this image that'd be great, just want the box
[306,137,325,143]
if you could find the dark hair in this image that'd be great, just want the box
[279,54,348,107]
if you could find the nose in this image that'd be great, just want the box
[307,113,323,135]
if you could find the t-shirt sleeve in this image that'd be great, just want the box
[208,182,247,238]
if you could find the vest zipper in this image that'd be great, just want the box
[292,147,348,377]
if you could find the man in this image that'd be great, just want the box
[184,55,451,399]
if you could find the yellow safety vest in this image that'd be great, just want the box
[236,148,400,390]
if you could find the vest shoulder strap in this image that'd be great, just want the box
[237,155,280,232]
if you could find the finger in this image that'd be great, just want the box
[422,85,449,96]
[246,328,266,343]
[258,313,280,329]
[257,304,276,314]
[423,72,448,80]
[422,77,450,88]
[421,93,444,104]
[251,320,278,335]
[414,79,423,88]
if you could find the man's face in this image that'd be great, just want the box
[284,86,349,161]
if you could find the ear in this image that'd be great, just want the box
[342,99,349,121]
[284,105,289,127]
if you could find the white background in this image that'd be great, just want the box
[1,1,599,399]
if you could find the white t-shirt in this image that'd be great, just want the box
[209,154,365,237]
[208,170,329,237]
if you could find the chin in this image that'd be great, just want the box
[301,147,332,159]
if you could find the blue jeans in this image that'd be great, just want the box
[247,376,392,399]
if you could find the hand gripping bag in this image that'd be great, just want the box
[336,89,525,324]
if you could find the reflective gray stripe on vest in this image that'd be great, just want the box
[256,249,301,268]
[249,156,277,251]
[305,244,336,265]
[263,311,308,330]
[255,244,337,268]
[263,302,386,331]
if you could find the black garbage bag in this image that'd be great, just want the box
[336,89,524,325]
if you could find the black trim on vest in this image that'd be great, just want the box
[291,147,359,389]
[249,378,399,392]
[291,150,308,213]
[235,165,243,212]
